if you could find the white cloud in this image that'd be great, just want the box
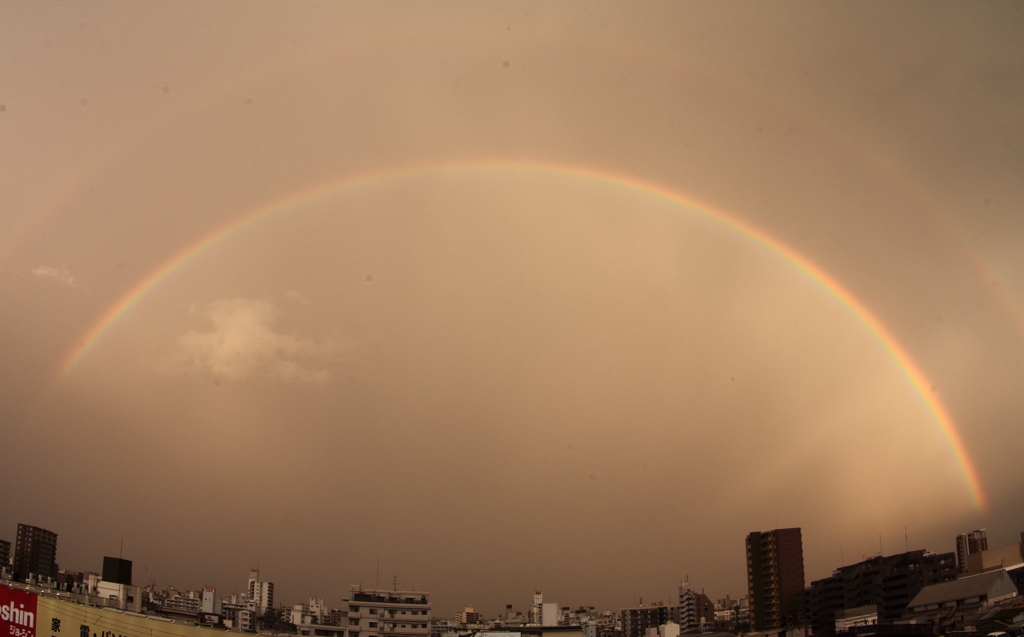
[31,265,76,286]
[173,298,336,383]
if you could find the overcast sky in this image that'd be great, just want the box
[2,1,1023,618]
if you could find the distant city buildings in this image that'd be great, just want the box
[3,518,1022,637]
[746,528,805,631]
[712,595,748,633]
[620,582,716,637]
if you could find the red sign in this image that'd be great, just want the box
[0,585,38,637]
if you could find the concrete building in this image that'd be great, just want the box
[340,586,431,637]
[0,539,10,570]
[222,597,255,631]
[561,607,598,627]
[677,583,696,631]
[955,530,988,574]
[162,590,202,614]
[746,528,805,631]
[201,587,221,615]
[248,568,274,615]
[693,593,715,630]
[13,524,58,582]
[293,597,329,626]
[657,621,679,637]
[712,596,747,633]
[456,606,481,625]
[805,549,957,634]
[96,579,143,613]
[674,583,715,632]
[543,603,559,627]
[961,533,1024,575]
[621,604,670,637]
[902,568,1018,633]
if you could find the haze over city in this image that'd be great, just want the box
[2,1,1023,618]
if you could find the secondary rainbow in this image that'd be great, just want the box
[53,159,987,510]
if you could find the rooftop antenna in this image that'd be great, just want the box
[905,526,910,553]
[840,544,844,567]
[119,538,124,560]
[393,575,397,592]
[376,558,380,591]
[879,533,883,556]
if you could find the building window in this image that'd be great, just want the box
[369,623,377,628]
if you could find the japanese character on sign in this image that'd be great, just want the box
[51,619,61,633]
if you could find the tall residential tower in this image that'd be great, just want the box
[746,528,805,631]
[247,568,274,615]
[13,523,58,582]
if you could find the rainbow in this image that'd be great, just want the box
[52,160,986,510]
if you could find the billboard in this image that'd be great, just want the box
[1,585,38,637]
[1,585,224,637]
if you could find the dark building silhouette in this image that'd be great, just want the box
[13,523,58,581]
[806,549,957,634]
[746,528,805,631]
[102,556,133,585]
[955,530,988,574]
[0,539,10,569]
[621,605,670,637]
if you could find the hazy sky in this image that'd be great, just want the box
[2,1,1023,618]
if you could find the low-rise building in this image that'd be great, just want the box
[298,586,432,637]
[902,568,1018,633]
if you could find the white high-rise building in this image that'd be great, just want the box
[248,568,274,615]
[677,581,697,631]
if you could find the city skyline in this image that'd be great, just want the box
[3,1,1024,621]
[1,519,1018,618]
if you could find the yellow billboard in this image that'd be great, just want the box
[3,585,227,637]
